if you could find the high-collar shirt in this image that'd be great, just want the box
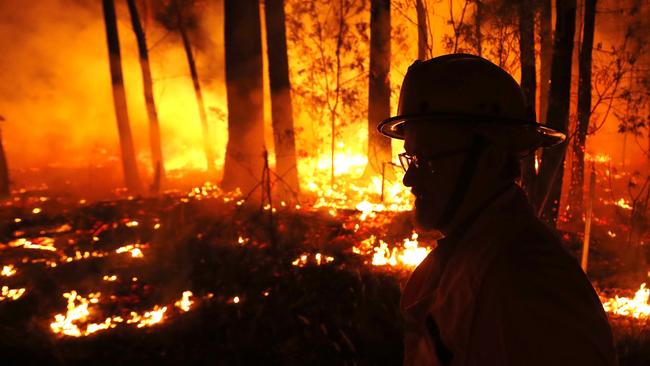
[401,186,617,366]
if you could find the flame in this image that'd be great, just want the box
[174,291,194,312]
[8,237,57,251]
[0,286,26,301]
[1,265,17,277]
[115,243,147,258]
[355,232,431,268]
[291,252,335,267]
[585,152,611,163]
[126,306,167,328]
[615,198,633,210]
[50,290,194,337]
[602,283,650,319]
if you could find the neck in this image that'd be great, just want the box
[439,181,515,239]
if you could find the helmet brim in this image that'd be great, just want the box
[377,114,566,152]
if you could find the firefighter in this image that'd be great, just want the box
[378,54,617,366]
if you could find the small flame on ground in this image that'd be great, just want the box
[615,198,633,210]
[8,237,56,252]
[174,291,194,312]
[602,283,650,319]
[357,232,431,268]
[115,244,146,258]
[292,253,335,267]
[0,286,26,301]
[1,265,16,277]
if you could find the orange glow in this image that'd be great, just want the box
[602,283,650,319]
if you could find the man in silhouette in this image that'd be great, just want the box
[378,54,616,366]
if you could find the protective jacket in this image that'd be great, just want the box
[401,185,617,366]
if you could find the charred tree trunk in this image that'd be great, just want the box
[534,0,576,226]
[518,0,537,201]
[539,0,553,123]
[102,0,143,194]
[126,0,165,189]
[173,0,216,175]
[0,124,9,198]
[416,0,429,59]
[265,0,300,197]
[474,0,483,56]
[366,0,392,177]
[568,0,597,221]
[223,0,265,193]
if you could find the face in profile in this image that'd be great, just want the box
[402,123,473,232]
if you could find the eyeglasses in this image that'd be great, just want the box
[398,147,472,173]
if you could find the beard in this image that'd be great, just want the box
[413,196,446,232]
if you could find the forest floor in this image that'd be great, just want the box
[0,184,649,365]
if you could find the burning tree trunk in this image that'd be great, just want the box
[264,0,300,197]
[126,0,165,189]
[172,0,217,175]
[102,0,143,194]
[568,0,597,222]
[0,118,9,198]
[416,0,430,59]
[222,0,265,193]
[474,0,483,56]
[534,0,576,225]
[366,0,392,177]
[518,0,537,201]
[539,0,553,123]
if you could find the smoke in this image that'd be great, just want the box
[0,0,228,193]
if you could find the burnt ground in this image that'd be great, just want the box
[0,191,649,365]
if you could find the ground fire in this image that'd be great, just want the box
[1,0,650,364]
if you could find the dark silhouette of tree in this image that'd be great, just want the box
[366,0,392,177]
[534,0,577,226]
[0,115,9,198]
[416,0,431,59]
[568,0,597,221]
[518,0,537,200]
[222,0,265,193]
[171,0,217,175]
[538,0,552,123]
[102,0,143,193]
[265,0,300,197]
[126,0,165,190]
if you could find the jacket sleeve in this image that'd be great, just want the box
[466,239,618,366]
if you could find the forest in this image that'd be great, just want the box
[0,0,649,364]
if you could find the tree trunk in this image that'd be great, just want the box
[102,0,143,194]
[534,0,576,226]
[0,125,9,198]
[264,0,300,198]
[474,0,482,56]
[568,0,597,222]
[539,0,553,123]
[126,0,165,189]
[222,0,265,194]
[173,0,217,175]
[416,0,429,59]
[518,0,537,202]
[366,0,392,177]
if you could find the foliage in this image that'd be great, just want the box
[285,0,371,158]
[442,0,520,74]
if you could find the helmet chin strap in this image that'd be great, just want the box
[437,135,488,233]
